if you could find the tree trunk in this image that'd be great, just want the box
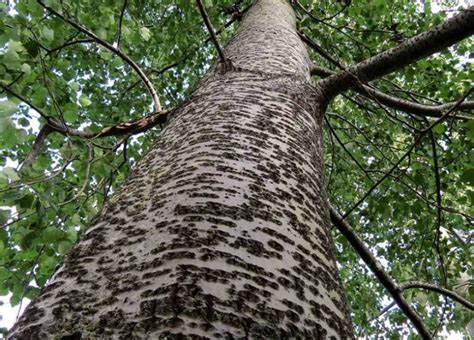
[9,0,353,338]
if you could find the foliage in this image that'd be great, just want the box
[0,0,472,337]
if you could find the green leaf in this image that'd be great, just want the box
[79,95,92,107]
[57,241,73,255]
[0,167,19,181]
[460,168,474,186]
[69,82,80,92]
[203,0,213,7]
[139,27,151,41]
[8,40,24,53]
[24,40,40,57]
[0,268,10,281]
[21,63,32,74]
[0,210,10,225]
[42,227,64,243]
[432,123,445,134]
[0,100,18,117]
[1,48,21,70]
[42,27,54,41]
[64,109,77,123]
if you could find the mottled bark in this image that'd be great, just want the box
[9,0,354,338]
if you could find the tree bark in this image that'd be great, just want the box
[9,0,354,338]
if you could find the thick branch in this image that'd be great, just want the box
[399,282,474,310]
[318,6,474,97]
[44,110,169,139]
[37,0,162,112]
[329,206,432,339]
[1,82,169,138]
[311,66,474,118]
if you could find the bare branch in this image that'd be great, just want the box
[399,282,474,311]
[310,65,473,118]
[1,82,169,139]
[318,6,474,97]
[37,0,162,112]
[329,206,432,339]
[1,82,169,168]
[196,0,226,63]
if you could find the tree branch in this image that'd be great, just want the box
[311,65,473,118]
[37,0,162,112]
[196,0,226,63]
[329,205,432,339]
[318,6,474,97]
[116,0,128,50]
[1,82,169,167]
[46,38,95,56]
[398,282,474,311]
[20,125,54,170]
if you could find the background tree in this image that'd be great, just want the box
[0,0,473,338]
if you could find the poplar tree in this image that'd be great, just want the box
[1,0,473,338]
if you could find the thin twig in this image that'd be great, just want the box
[46,38,95,56]
[428,128,447,286]
[399,282,474,310]
[325,116,374,183]
[116,0,128,50]
[196,0,226,63]
[16,245,46,321]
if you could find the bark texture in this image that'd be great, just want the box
[9,0,353,338]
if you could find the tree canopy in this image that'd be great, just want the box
[0,0,472,337]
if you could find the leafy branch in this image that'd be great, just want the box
[0,83,169,169]
[36,0,162,112]
[342,89,473,218]
[318,5,474,97]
